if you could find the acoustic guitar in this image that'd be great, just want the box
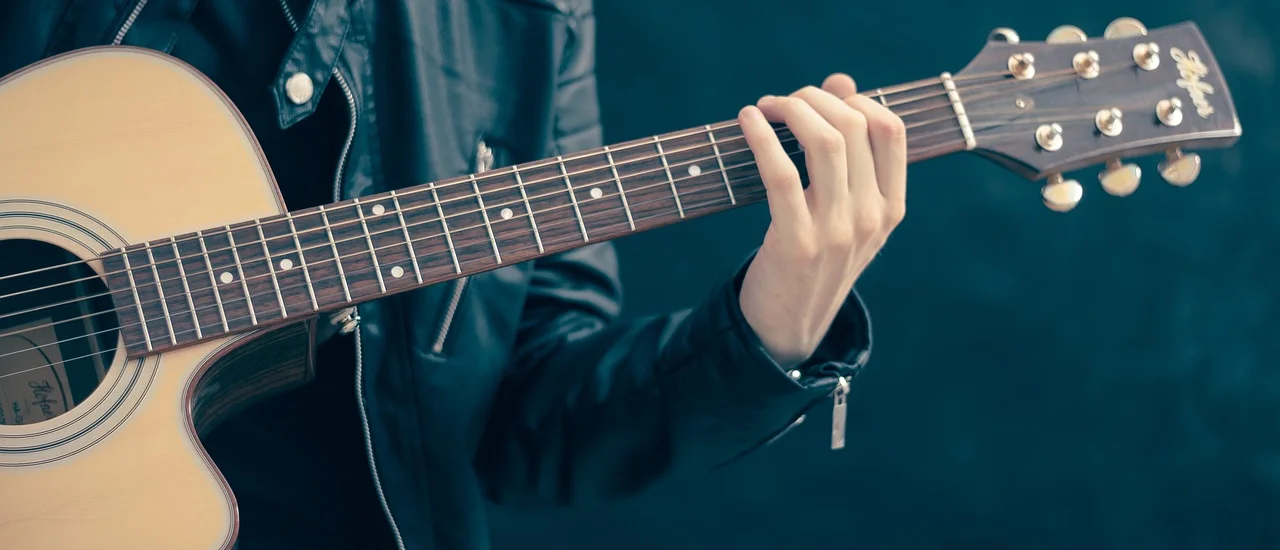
[0,18,1241,549]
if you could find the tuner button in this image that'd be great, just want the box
[989,27,1021,44]
[1099,159,1142,197]
[1133,42,1160,70]
[1043,174,1083,212]
[1046,25,1087,44]
[1073,50,1101,79]
[1008,52,1036,79]
[1156,97,1183,126]
[1104,17,1148,39]
[1095,108,1124,137]
[1036,123,1064,151]
[1158,149,1201,186]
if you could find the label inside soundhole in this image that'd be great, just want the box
[0,239,117,426]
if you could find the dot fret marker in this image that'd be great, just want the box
[371,204,385,216]
[688,164,702,176]
[219,272,233,284]
[279,258,294,270]
[500,207,513,220]
[391,266,405,279]
[589,187,603,199]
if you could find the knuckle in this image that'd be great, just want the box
[815,129,845,154]
[779,96,806,113]
[763,164,801,186]
[792,85,823,100]
[875,114,908,140]
[854,212,883,236]
[832,109,868,137]
[885,201,907,226]
[826,224,854,249]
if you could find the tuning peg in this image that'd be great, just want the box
[1104,17,1147,39]
[1042,173,1083,212]
[1099,159,1142,196]
[989,27,1020,44]
[1158,149,1201,186]
[1046,25,1087,43]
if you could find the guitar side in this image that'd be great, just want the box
[0,47,315,549]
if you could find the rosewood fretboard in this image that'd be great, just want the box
[103,76,971,358]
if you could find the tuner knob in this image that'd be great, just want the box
[1095,108,1124,137]
[1035,123,1064,151]
[1046,25,1087,44]
[1158,149,1201,186]
[989,27,1021,44]
[1099,159,1142,196]
[1156,97,1183,126]
[1104,17,1148,39]
[1042,173,1083,212]
[1133,42,1160,71]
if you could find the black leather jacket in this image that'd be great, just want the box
[0,1,873,549]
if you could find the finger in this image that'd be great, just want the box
[821,73,858,98]
[790,85,873,216]
[845,94,908,210]
[738,105,811,232]
[756,95,848,218]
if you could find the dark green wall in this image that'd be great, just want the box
[491,2,1279,548]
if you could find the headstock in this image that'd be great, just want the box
[955,19,1241,211]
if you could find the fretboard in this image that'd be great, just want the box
[104,75,972,357]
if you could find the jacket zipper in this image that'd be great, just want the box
[830,349,869,451]
[111,0,150,45]
[429,139,494,355]
[274,2,407,550]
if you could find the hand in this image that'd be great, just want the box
[737,73,906,367]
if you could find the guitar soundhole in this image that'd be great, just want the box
[0,239,118,426]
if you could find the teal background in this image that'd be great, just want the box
[492,2,1278,548]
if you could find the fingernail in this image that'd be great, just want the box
[758,95,776,104]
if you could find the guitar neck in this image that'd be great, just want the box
[105,74,971,358]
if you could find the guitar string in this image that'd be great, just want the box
[0,130,953,347]
[0,102,1153,361]
[0,63,1101,286]
[0,71,1035,307]
[0,80,1106,336]
[0,65,1103,312]
[0,88,1149,342]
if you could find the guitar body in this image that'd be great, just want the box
[0,47,314,549]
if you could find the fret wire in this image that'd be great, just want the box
[256,222,288,318]
[705,125,736,205]
[469,176,503,263]
[428,181,461,273]
[197,230,230,332]
[653,136,685,218]
[170,237,202,339]
[512,167,544,253]
[144,246,177,345]
[285,212,319,311]
[224,225,258,326]
[602,145,636,231]
[353,198,388,293]
[120,251,153,351]
[389,190,424,283]
[318,205,353,302]
[558,155,589,242]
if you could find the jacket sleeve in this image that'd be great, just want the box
[475,2,874,507]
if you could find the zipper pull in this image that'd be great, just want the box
[831,375,849,450]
